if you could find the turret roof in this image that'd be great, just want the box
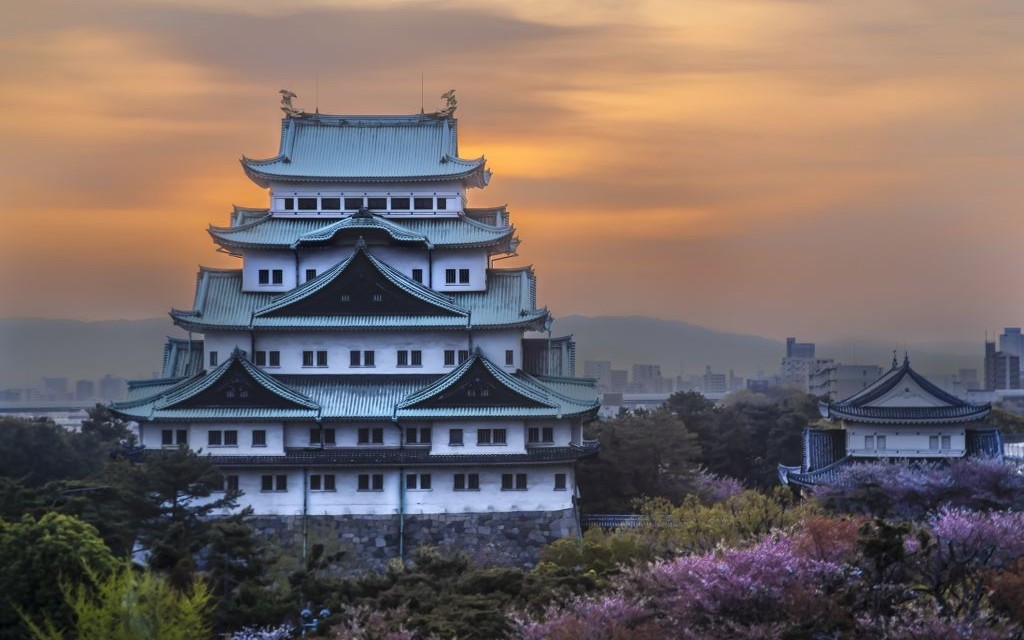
[241,114,488,187]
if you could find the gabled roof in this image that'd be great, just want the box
[207,211,515,253]
[252,244,467,323]
[169,264,549,333]
[112,349,320,421]
[161,337,204,379]
[819,356,990,425]
[395,350,599,419]
[241,114,489,187]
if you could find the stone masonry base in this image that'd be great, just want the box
[248,508,581,576]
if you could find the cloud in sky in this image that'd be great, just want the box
[1,0,1022,342]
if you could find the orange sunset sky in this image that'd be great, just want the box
[1,0,1021,342]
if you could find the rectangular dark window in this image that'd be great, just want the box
[309,428,321,445]
[358,427,384,445]
[528,427,539,444]
[358,474,383,491]
[208,430,222,446]
[324,474,336,491]
[407,473,431,490]
[444,350,456,366]
[254,351,267,366]
[406,427,432,444]
[209,351,218,367]
[449,428,463,446]
[176,429,187,445]
[543,427,554,443]
[390,197,410,209]
[268,351,280,367]
[554,473,567,491]
[344,197,364,210]
[350,350,361,367]
[363,351,374,367]
[321,197,341,210]
[283,197,294,210]
[298,197,318,211]
[367,197,387,209]
[258,269,270,285]
[411,350,422,366]
[458,350,469,364]
[305,268,317,282]
[323,428,336,445]
[436,197,447,209]
[272,269,283,285]
[213,475,226,492]
[372,428,383,444]
[478,428,505,445]
[161,429,173,446]
[454,473,479,491]
[502,473,527,491]
[252,429,266,446]
[261,475,274,492]
[505,350,514,366]
[276,475,287,491]
[411,268,423,283]
[877,436,887,450]
[226,475,239,493]
[941,435,951,450]
[494,429,507,445]
[458,268,470,284]
[414,197,433,210]
[310,474,321,491]
[316,350,328,367]
[224,430,238,446]
[929,435,939,450]
[303,351,315,367]
[445,269,457,284]
[398,350,408,367]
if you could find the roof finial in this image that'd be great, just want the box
[891,350,899,370]
[279,89,304,118]
[904,351,910,367]
[356,235,367,250]
[437,89,457,118]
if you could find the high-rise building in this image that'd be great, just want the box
[808,363,884,400]
[76,379,95,401]
[985,341,1021,390]
[1000,328,1024,372]
[111,96,599,568]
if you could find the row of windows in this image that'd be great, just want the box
[862,435,954,450]
[215,472,568,493]
[254,267,473,288]
[276,195,451,213]
[165,426,557,448]
[214,349,515,369]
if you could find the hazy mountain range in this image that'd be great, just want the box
[0,316,984,389]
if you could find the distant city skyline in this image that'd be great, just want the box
[2,1,1024,341]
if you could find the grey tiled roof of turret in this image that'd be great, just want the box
[240,114,488,186]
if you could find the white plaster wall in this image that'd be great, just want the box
[297,245,429,286]
[847,424,966,457]
[203,331,250,371]
[251,330,485,375]
[193,422,286,455]
[210,465,575,516]
[242,250,297,292]
[284,422,402,449]
[524,419,573,447]
[430,419,526,454]
[432,249,488,292]
[471,331,521,370]
[268,181,465,217]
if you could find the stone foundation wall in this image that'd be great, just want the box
[249,508,581,575]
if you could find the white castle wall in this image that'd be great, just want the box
[846,424,966,457]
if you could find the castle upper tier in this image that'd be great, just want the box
[112,96,600,522]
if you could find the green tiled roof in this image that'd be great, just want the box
[169,261,547,332]
[114,356,598,423]
[161,337,204,378]
[208,211,515,252]
[241,114,488,187]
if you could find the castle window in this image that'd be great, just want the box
[161,429,187,447]
[344,197,364,210]
[505,350,514,366]
[282,197,294,210]
[269,351,280,367]
[350,350,375,367]
[449,428,463,446]
[303,351,314,367]
[254,351,266,366]
[271,269,283,285]
[208,430,237,447]
[226,475,239,493]
[501,473,527,491]
[444,350,456,367]
[436,197,447,210]
[406,473,431,490]
[412,268,423,283]
[528,427,554,444]
[309,428,336,446]
[864,435,874,449]
[305,269,317,282]
[373,293,383,302]
[261,474,287,492]
[252,429,267,447]
[321,197,341,211]
[929,435,939,450]
[453,473,479,491]
[877,436,887,450]
[414,197,433,210]
[397,350,422,367]
[317,350,328,367]
[941,435,951,450]
[390,197,410,210]
[458,269,470,284]
[209,351,218,367]
[298,197,317,211]
[358,474,384,491]
[478,428,507,446]
[340,294,351,302]
[358,427,384,445]
[554,473,567,491]
[406,427,432,444]
[459,350,469,364]
[258,269,270,285]
[310,474,336,491]
[367,197,387,209]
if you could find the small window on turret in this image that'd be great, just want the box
[437,197,447,209]
[282,198,294,210]
[367,197,387,209]
[414,197,433,210]
[321,197,341,210]
[344,197,364,210]
[298,198,317,211]
[390,197,410,210]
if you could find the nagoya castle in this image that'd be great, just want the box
[112,91,599,569]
